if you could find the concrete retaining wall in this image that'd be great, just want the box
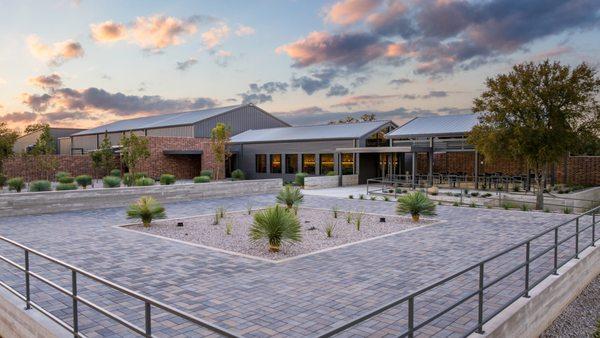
[0,179,283,217]
[488,186,600,212]
[304,175,359,190]
[470,244,600,338]
[0,288,68,338]
[342,174,359,186]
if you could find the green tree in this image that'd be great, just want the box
[468,60,600,209]
[0,122,19,173]
[329,113,376,124]
[91,131,115,176]
[29,124,58,180]
[210,123,231,180]
[24,123,49,134]
[120,132,150,179]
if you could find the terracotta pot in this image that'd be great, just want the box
[411,214,420,222]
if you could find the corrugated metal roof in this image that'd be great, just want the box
[231,120,394,143]
[73,105,243,136]
[386,113,479,138]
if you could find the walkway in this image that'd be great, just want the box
[0,194,593,337]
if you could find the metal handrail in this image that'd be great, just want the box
[318,206,599,337]
[0,235,240,338]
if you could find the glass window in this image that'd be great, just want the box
[341,153,354,175]
[255,154,266,173]
[285,154,298,174]
[270,154,282,174]
[320,153,334,175]
[302,154,316,174]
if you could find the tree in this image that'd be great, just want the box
[91,131,115,176]
[29,124,58,180]
[120,132,150,179]
[210,123,231,180]
[468,60,600,209]
[0,122,19,172]
[24,123,49,134]
[329,113,376,124]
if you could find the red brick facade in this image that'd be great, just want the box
[1,136,222,181]
[416,152,600,185]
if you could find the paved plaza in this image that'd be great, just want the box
[0,193,595,337]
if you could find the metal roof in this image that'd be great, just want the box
[386,113,479,138]
[231,120,395,143]
[73,105,243,136]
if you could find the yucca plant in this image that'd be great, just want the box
[276,185,304,209]
[8,177,25,192]
[249,205,301,252]
[332,206,339,218]
[324,224,335,238]
[127,196,166,227]
[355,212,364,231]
[225,223,233,235]
[396,192,436,222]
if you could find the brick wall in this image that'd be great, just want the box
[135,136,222,180]
[416,152,599,185]
[1,136,222,181]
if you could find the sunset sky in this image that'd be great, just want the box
[1,0,599,131]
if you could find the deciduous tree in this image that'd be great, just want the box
[210,123,231,180]
[120,132,150,179]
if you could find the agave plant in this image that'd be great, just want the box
[276,185,304,209]
[127,196,166,227]
[396,192,436,222]
[249,205,301,252]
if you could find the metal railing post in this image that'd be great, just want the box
[477,263,485,334]
[553,228,559,275]
[407,296,414,338]
[72,271,78,338]
[575,218,579,259]
[593,211,596,247]
[24,250,31,310]
[524,242,530,298]
[145,301,152,337]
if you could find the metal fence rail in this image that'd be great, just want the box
[318,206,599,338]
[0,235,240,338]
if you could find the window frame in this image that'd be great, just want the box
[270,154,282,174]
[302,154,316,175]
[255,154,267,173]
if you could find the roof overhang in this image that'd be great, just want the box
[163,150,203,155]
[335,146,412,153]
[386,132,468,139]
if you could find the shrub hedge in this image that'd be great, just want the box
[200,170,213,179]
[55,171,70,180]
[110,169,121,177]
[295,172,308,186]
[193,175,211,183]
[56,183,77,191]
[231,169,245,180]
[135,177,155,186]
[58,176,75,184]
[29,180,52,192]
[7,177,24,192]
[160,174,176,185]
[103,176,121,188]
[75,175,92,188]
[0,174,7,188]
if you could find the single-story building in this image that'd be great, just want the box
[13,127,84,154]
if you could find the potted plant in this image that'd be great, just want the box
[396,191,436,222]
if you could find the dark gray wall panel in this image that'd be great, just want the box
[194,106,289,138]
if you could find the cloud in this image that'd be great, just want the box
[239,81,288,104]
[21,86,218,116]
[291,68,338,95]
[422,90,447,98]
[28,74,63,90]
[532,45,574,60]
[276,31,403,69]
[326,84,350,97]
[235,25,255,36]
[325,0,383,25]
[202,24,230,49]
[280,0,600,76]
[176,58,198,71]
[331,90,448,108]
[1,111,38,123]
[42,111,97,123]
[90,15,198,52]
[389,78,412,86]
[213,50,232,67]
[26,35,84,66]
[90,21,127,42]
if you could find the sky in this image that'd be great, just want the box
[1,0,599,131]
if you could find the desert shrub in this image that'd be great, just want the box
[345,212,352,224]
[294,172,308,186]
[324,223,335,238]
[332,206,339,218]
[502,202,514,210]
[127,196,166,227]
[453,201,460,206]
[370,195,376,200]
[482,193,492,198]
[276,185,304,208]
[225,223,233,235]
[8,178,25,192]
[193,175,211,183]
[159,174,176,185]
[397,192,436,222]
[135,177,155,186]
[326,171,336,176]
[134,172,147,179]
[75,175,92,189]
[470,192,480,197]
[520,204,530,211]
[231,169,245,180]
[29,180,51,192]
[200,170,213,179]
[355,212,364,231]
[348,194,354,199]
[58,176,75,184]
[56,183,77,191]
[110,169,121,177]
[469,202,477,208]
[55,171,70,181]
[249,205,301,252]
[384,196,390,202]
[359,194,364,200]
[0,174,7,188]
[563,207,572,214]
[123,173,134,186]
[103,176,121,188]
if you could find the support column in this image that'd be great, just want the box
[337,152,342,187]
[428,151,433,187]
[474,151,479,189]
[411,151,416,189]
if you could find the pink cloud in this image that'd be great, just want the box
[26,35,84,66]
[28,73,63,90]
[325,0,383,25]
[202,24,230,49]
[235,25,255,36]
[90,21,127,42]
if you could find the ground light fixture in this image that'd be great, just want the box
[177,222,184,227]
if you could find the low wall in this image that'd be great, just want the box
[0,288,68,338]
[342,174,359,186]
[0,179,283,217]
[304,176,338,190]
[490,186,600,212]
[470,244,600,338]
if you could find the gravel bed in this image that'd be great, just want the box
[124,207,433,260]
[541,273,600,337]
